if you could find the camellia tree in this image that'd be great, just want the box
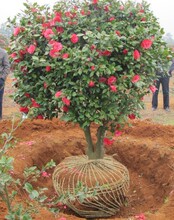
[9,0,173,218]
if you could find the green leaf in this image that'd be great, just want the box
[23,183,33,193]
[32,56,39,61]
[29,190,39,199]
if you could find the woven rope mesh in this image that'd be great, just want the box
[53,155,129,218]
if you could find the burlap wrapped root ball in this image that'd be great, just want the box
[52,155,129,218]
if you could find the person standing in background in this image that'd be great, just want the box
[152,63,173,112]
[0,47,10,119]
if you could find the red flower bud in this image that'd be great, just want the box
[88,81,95,87]
[71,34,79,44]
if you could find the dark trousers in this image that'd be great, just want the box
[152,77,170,109]
[0,87,4,119]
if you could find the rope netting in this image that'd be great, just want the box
[53,155,129,218]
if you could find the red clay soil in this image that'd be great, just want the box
[0,76,174,220]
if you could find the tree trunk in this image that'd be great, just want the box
[83,125,106,160]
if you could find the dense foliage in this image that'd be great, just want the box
[9,0,173,158]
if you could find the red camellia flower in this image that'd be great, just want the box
[109,17,115,21]
[43,28,54,39]
[110,85,117,92]
[48,41,63,57]
[71,12,77,18]
[123,49,128,55]
[20,106,29,113]
[14,27,21,36]
[87,11,91,16]
[14,59,21,63]
[115,130,122,137]
[56,27,64,33]
[131,75,140,83]
[88,81,95,87]
[55,91,62,98]
[99,77,107,83]
[149,85,157,93]
[107,76,117,85]
[74,6,78,10]
[62,97,71,106]
[104,5,109,11]
[19,49,27,57]
[92,0,98,4]
[120,5,124,10]
[91,66,95,71]
[115,30,121,37]
[101,50,111,56]
[62,53,69,59]
[71,34,79,44]
[141,17,146,22]
[128,114,136,120]
[141,39,153,49]
[103,138,114,146]
[36,114,44,119]
[53,15,62,23]
[43,82,48,89]
[41,171,50,177]
[45,66,51,72]
[21,66,27,73]
[53,42,63,51]
[27,45,36,54]
[65,11,71,18]
[135,213,146,220]
[90,44,96,50]
[49,40,63,52]
[31,8,37,13]
[42,22,50,28]
[10,53,17,58]
[80,10,86,15]
[31,99,40,108]
[139,9,144,13]
[104,50,112,56]
[62,105,69,112]
[133,50,140,60]
[49,49,59,58]
[25,93,30,98]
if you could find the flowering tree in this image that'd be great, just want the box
[9,0,172,160]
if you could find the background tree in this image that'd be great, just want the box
[0,33,9,49]
[163,32,174,48]
[0,22,13,50]
[0,22,13,39]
